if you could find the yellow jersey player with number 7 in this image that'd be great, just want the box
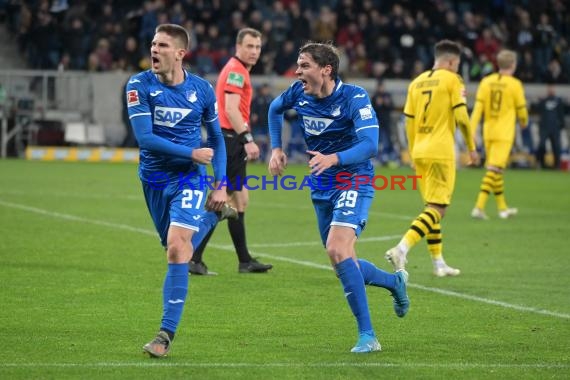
[385,40,479,278]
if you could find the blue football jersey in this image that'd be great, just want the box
[126,70,218,182]
[277,80,378,183]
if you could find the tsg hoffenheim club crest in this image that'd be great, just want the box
[331,104,341,117]
[186,90,197,103]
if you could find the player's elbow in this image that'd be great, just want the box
[363,136,378,158]
[134,132,154,150]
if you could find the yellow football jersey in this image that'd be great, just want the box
[403,69,472,160]
[470,73,528,142]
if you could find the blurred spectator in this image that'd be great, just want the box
[274,40,297,75]
[514,9,534,54]
[249,83,273,161]
[87,38,113,71]
[168,1,186,26]
[312,5,336,42]
[336,21,362,53]
[533,85,567,169]
[116,36,144,72]
[534,12,557,81]
[544,58,568,84]
[348,43,370,78]
[28,10,61,69]
[371,80,396,165]
[62,17,90,70]
[269,1,290,45]
[138,1,159,51]
[461,11,480,51]
[439,10,462,42]
[474,28,501,67]
[517,50,535,83]
[287,1,311,43]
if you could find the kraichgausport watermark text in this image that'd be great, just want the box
[147,172,421,191]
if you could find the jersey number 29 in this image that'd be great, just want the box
[337,190,358,208]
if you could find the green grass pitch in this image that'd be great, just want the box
[0,159,569,379]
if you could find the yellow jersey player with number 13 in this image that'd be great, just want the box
[470,49,528,220]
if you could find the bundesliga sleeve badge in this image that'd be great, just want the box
[127,90,140,107]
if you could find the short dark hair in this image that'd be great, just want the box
[236,27,262,44]
[155,24,190,50]
[434,39,461,59]
[299,42,340,79]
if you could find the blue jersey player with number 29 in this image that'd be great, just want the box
[126,24,234,358]
[268,42,410,353]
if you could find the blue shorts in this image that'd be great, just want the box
[142,177,214,247]
[311,182,374,246]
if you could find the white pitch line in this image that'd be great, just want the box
[0,200,155,236]
[247,235,402,248]
[0,362,568,369]
[1,199,569,320]
[409,283,570,320]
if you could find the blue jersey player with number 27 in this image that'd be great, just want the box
[268,42,410,353]
[126,24,235,358]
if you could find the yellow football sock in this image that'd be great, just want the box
[403,207,441,249]
[427,223,442,260]
[493,173,508,210]
[475,170,495,210]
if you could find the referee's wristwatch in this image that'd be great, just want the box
[239,123,254,144]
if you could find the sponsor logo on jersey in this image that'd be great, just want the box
[154,106,192,127]
[128,79,141,84]
[186,90,197,103]
[302,116,334,135]
[353,93,366,98]
[359,105,373,120]
[150,90,163,97]
[227,72,244,88]
[127,90,139,107]
[298,101,309,106]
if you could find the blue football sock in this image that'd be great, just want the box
[335,258,373,335]
[160,263,189,334]
[191,211,218,250]
[358,259,397,290]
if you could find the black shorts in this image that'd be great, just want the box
[222,129,247,192]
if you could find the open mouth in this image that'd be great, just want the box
[151,56,160,66]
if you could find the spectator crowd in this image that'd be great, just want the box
[1,0,569,83]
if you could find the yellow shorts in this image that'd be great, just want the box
[413,158,456,206]
[484,140,513,169]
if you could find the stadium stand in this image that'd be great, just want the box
[1,0,568,83]
[0,0,568,167]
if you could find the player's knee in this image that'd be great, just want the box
[487,165,503,174]
[234,191,249,211]
[325,243,348,263]
[166,236,190,262]
[427,203,447,218]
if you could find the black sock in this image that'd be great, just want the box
[228,212,252,263]
[191,225,216,263]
